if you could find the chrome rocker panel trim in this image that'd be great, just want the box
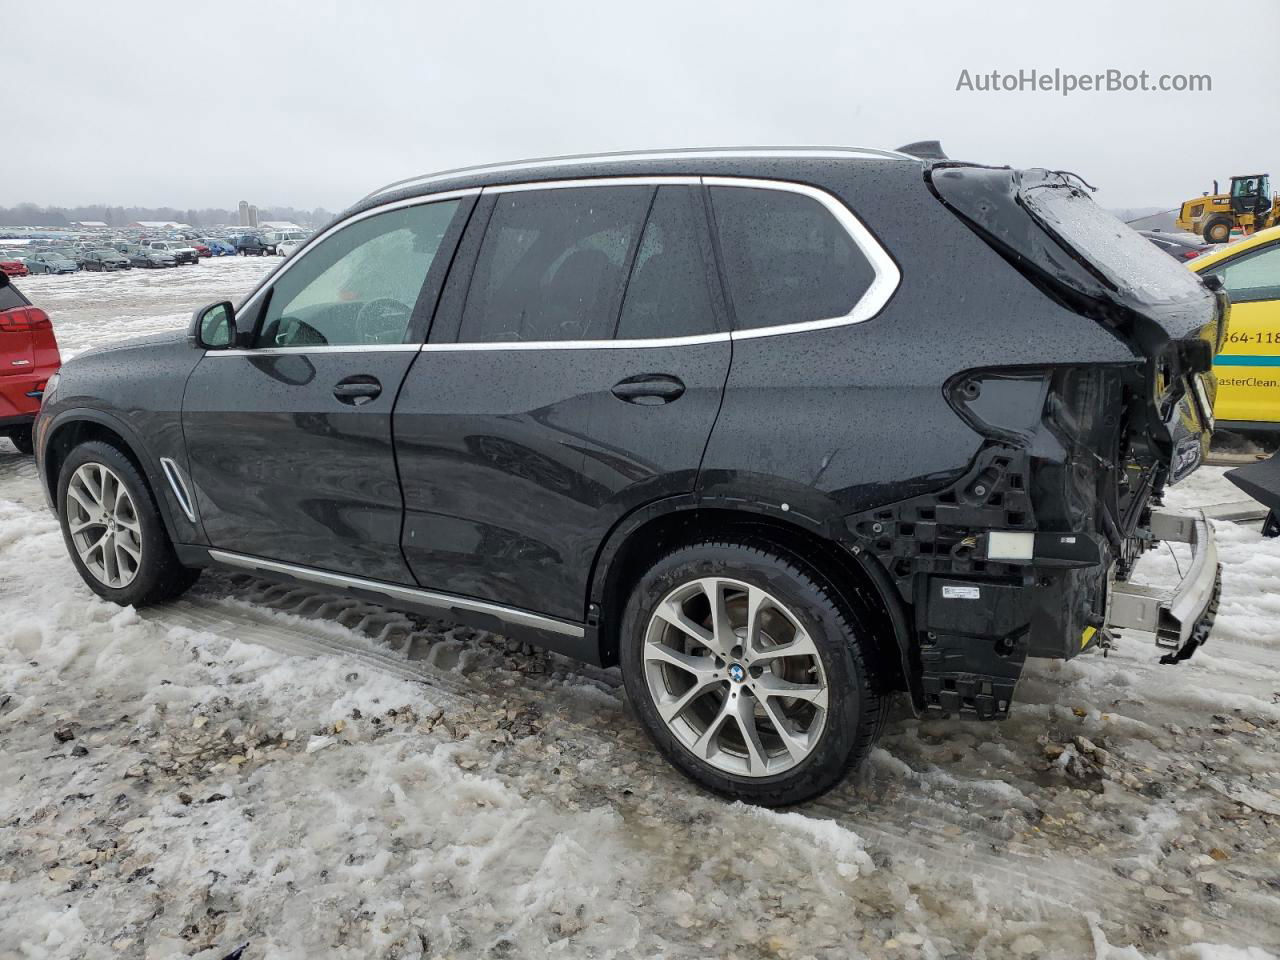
[206,549,585,639]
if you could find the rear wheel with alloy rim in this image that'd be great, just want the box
[621,540,888,806]
[56,440,199,606]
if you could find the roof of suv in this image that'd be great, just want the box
[358,146,922,206]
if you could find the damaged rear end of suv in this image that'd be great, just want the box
[34,146,1227,806]
[868,161,1226,719]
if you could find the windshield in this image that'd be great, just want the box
[1019,180,1209,306]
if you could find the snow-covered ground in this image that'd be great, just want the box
[2,260,1280,959]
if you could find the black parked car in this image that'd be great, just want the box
[34,147,1237,805]
[1139,230,1211,261]
[235,234,269,256]
[81,248,131,271]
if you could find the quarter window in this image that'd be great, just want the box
[255,200,460,348]
[709,186,875,331]
[616,186,720,340]
[458,186,651,343]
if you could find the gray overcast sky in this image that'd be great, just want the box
[8,0,1279,212]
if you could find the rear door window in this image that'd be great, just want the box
[709,186,875,331]
[458,186,651,343]
[616,186,721,340]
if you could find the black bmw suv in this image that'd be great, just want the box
[35,147,1228,804]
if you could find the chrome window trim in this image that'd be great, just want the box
[226,188,481,325]
[213,344,422,357]
[213,175,901,358]
[421,332,731,352]
[364,146,918,201]
[159,457,198,523]
[207,549,585,638]
[704,176,901,340]
[431,174,899,351]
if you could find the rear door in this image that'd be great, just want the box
[394,181,732,622]
[183,195,473,583]
[1204,240,1280,423]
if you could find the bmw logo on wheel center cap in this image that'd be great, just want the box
[727,663,746,683]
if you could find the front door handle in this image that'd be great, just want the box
[333,375,382,405]
[611,374,686,405]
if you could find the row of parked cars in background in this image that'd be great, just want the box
[0,228,312,277]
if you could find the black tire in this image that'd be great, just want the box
[1203,216,1232,244]
[620,540,888,806]
[56,440,199,606]
[7,426,33,455]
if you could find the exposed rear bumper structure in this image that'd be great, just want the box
[1106,509,1221,662]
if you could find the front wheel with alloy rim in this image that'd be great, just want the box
[620,541,888,806]
[56,440,199,606]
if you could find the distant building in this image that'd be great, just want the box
[247,205,259,227]
[131,220,191,230]
[69,220,109,229]
[238,200,249,227]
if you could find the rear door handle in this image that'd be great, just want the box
[611,374,686,405]
[333,375,382,405]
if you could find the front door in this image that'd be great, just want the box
[394,183,732,621]
[183,195,472,583]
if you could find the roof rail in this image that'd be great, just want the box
[361,145,918,202]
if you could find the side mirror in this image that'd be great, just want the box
[190,300,237,350]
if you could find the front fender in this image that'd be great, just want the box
[38,404,204,547]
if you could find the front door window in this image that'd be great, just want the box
[255,200,460,348]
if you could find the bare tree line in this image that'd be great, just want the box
[0,202,335,229]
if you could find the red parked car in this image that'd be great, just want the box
[0,255,30,278]
[190,242,212,258]
[0,273,61,454]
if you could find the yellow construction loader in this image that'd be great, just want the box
[1176,174,1277,243]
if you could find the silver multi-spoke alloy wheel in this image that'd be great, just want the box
[643,577,829,778]
[66,462,143,589]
